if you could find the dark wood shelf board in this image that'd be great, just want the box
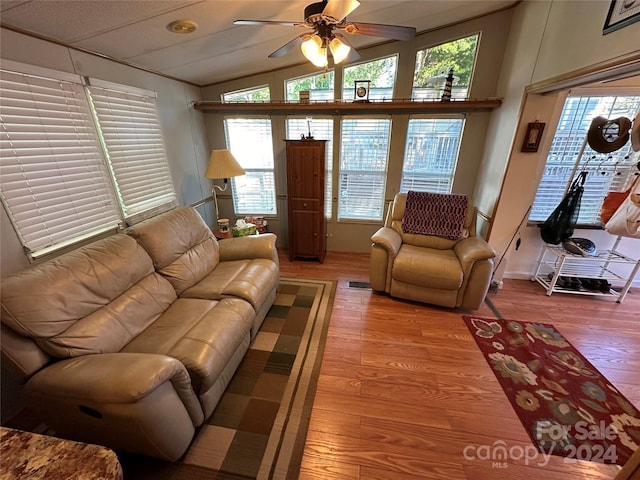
[193,98,502,114]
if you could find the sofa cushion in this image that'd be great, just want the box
[122,297,253,393]
[1,235,176,358]
[180,259,279,309]
[126,207,220,294]
[392,244,463,290]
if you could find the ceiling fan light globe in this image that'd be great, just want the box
[301,35,328,67]
[329,37,350,64]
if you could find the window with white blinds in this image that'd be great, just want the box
[338,117,391,221]
[400,117,464,193]
[87,80,177,223]
[286,117,333,218]
[530,94,640,225]
[0,67,122,257]
[224,117,277,215]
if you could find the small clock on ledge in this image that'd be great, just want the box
[354,80,370,103]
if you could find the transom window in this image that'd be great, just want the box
[342,55,398,101]
[285,71,334,102]
[412,34,479,100]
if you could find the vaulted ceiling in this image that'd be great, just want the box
[0,0,515,86]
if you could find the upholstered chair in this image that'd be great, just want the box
[370,192,496,310]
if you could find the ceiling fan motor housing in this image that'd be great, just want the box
[305,1,335,24]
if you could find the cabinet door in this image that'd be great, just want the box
[289,210,321,258]
[286,144,324,199]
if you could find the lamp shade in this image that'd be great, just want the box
[204,149,245,179]
[301,35,328,68]
[329,35,351,64]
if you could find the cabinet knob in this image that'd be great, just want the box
[303,203,307,207]
[313,232,317,237]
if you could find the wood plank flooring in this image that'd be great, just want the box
[279,251,640,480]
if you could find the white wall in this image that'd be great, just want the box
[0,28,213,277]
[477,0,640,286]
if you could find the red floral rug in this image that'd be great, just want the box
[463,315,640,465]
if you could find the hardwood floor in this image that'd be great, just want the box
[279,251,640,480]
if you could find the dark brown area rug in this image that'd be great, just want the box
[119,277,336,480]
[463,315,640,466]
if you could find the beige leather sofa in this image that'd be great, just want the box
[370,193,495,310]
[0,206,279,461]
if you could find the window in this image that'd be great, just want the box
[412,34,479,100]
[286,116,333,218]
[338,117,392,221]
[285,71,334,102]
[0,66,122,257]
[223,85,270,102]
[400,117,465,193]
[222,87,276,216]
[342,55,398,101]
[0,63,178,259]
[530,94,640,225]
[224,117,276,215]
[87,80,177,224]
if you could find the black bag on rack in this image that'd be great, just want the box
[540,171,588,244]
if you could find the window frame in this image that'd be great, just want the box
[337,115,392,222]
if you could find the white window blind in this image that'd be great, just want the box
[87,81,177,223]
[400,117,464,193]
[0,68,122,257]
[224,117,276,215]
[338,117,391,221]
[530,94,640,225]
[286,117,333,218]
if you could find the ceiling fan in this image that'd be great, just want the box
[234,0,416,68]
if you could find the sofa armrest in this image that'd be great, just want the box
[371,227,402,257]
[219,232,278,265]
[370,227,402,292]
[454,236,496,262]
[24,353,203,426]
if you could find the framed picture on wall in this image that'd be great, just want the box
[603,0,640,34]
[521,122,546,153]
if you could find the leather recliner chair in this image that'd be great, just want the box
[370,192,496,310]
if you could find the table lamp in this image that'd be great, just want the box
[204,149,245,223]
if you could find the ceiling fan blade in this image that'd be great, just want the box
[341,22,416,41]
[234,20,306,27]
[322,0,360,22]
[269,35,306,58]
[345,47,361,63]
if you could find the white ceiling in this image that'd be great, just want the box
[0,0,515,86]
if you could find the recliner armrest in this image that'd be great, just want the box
[454,236,496,265]
[371,227,402,258]
[219,233,278,265]
[24,352,203,426]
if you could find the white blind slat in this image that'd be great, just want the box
[0,69,122,254]
[338,118,391,220]
[87,84,177,219]
[400,117,464,195]
[224,108,277,215]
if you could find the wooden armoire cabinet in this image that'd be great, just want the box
[285,139,327,263]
